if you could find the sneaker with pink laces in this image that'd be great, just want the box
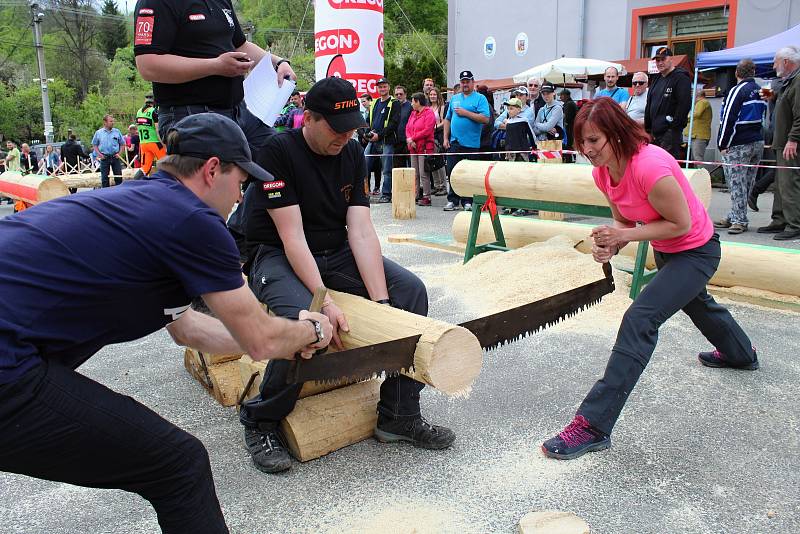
[698,348,759,370]
[541,415,611,460]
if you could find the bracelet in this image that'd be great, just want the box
[303,318,323,344]
[274,59,291,71]
[375,298,391,305]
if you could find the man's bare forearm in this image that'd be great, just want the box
[349,232,389,301]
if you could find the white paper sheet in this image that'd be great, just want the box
[243,52,297,127]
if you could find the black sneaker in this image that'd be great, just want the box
[541,415,611,460]
[374,416,456,450]
[377,195,392,204]
[243,426,292,473]
[698,348,759,370]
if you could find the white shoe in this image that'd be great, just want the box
[443,202,457,211]
[463,203,472,211]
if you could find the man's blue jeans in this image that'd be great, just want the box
[446,141,479,206]
[99,156,122,188]
[366,141,395,197]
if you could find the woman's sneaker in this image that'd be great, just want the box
[541,415,611,460]
[698,348,759,370]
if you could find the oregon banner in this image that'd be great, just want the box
[314,0,384,97]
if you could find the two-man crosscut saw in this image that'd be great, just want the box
[285,263,615,385]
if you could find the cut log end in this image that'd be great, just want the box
[416,327,482,396]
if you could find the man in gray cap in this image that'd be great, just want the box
[0,113,332,534]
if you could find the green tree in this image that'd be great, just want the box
[98,0,128,60]
[45,0,106,100]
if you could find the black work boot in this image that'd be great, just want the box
[374,416,456,450]
[243,425,292,473]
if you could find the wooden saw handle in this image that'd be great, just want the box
[309,286,327,313]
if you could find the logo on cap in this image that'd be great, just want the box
[334,99,359,110]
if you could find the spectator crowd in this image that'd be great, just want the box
[2,46,798,236]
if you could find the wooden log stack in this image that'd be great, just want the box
[183,291,483,462]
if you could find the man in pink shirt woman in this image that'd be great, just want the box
[542,97,758,460]
[406,92,437,206]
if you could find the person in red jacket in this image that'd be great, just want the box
[406,92,437,206]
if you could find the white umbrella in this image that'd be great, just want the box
[512,57,626,84]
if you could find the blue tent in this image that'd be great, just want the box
[697,24,800,68]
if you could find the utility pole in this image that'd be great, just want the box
[30,1,53,143]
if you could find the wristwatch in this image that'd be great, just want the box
[305,318,324,344]
[275,59,291,71]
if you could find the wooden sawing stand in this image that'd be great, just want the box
[184,292,482,462]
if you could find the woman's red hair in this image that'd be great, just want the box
[573,96,651,163]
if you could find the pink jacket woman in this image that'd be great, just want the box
[405,105,436,154]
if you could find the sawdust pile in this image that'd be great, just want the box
[326,501,474,534]
[429,236,632,335]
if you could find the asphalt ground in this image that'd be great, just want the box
[1,188,798,533]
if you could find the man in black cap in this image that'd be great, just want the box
[442,69,491,211]
[238,76,456,474]
[0,113,332,534]
[645,47,692,160]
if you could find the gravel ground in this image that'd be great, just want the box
[1,189,798,533]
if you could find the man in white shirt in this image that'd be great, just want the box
[624,71,649,125]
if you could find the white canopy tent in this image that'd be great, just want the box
[512,57,627,84]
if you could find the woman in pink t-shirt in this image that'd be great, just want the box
[542,97,758,461]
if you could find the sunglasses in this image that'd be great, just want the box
[528,84,539,87]
[632,81,646,86]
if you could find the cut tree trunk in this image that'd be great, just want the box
[0,171,70,204]
[328,290,482,395]
[58,168,137,189]
[280,379,381,462]
[391,167,416,220]
[536,140,565,221]
[449,160,712,209]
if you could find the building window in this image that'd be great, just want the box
[640,7,728,65]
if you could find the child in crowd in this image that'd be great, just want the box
[503,98,535,162]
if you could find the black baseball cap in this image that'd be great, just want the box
[304,76,368,133]
[652,46,673,59]
[166,113,271,181]
[540,82,556,93]
[376,77,390,85]
[459,70,474,80]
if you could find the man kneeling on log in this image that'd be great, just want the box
[237,76,456,474]
[0,114,332,534]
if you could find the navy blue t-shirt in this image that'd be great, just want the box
[0,171,244,384]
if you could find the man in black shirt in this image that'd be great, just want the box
[239,77,456,474]
[645,47,692,160]
[133,0,295,154]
